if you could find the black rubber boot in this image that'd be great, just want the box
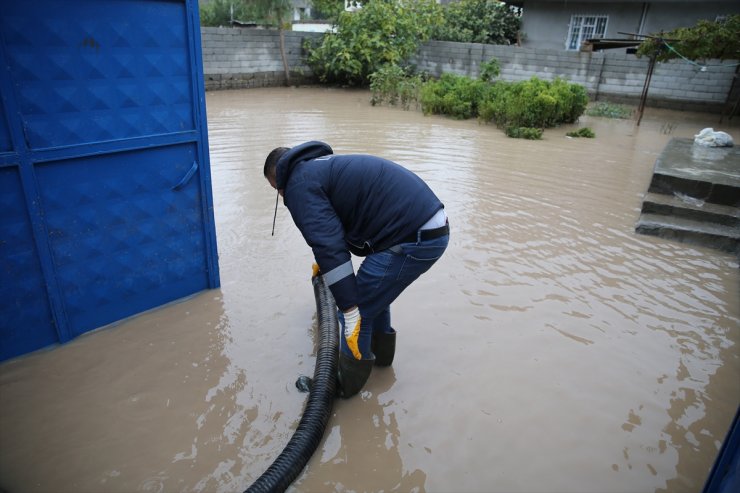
[337,352,374,398]
[371,329,396,367]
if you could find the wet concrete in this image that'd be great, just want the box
[636,138,740,253]
[649,138,740,207]
[0,87,739,493]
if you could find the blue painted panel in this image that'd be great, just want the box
[0,166,58,360]
[704,407,740,493]
[0,0,219,361]
[0,94,11,153]
[36,144,209,336]
[1,0,194,150]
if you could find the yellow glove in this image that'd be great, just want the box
[342,306,362,360]
[312,263,321,277]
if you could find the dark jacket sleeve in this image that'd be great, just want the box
[285,179,358,310]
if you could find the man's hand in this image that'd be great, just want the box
[342,306,362,360]
[312,263,321,277]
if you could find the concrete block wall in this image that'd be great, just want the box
[599,53,735,110]
[200,27,737,112]
[411,42,737,112]
[200,27,321,89]
[411,42,605,89]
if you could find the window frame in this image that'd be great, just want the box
[566,14,609,51]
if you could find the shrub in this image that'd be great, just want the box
[478,58,501,82]
[369,64,424,109]
[420,73,492,119]
[505,126,543,139]
[566,127,595,138]
[478,77,588,129]
[548,78,588,124]
[418,72,588,138]
[586,102,633,119]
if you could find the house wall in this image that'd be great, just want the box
[200,27,738,113]
[519,1,740,50]
[641,2,740,34]
[520,1,641,50]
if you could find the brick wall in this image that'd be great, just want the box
[201,27,738,112]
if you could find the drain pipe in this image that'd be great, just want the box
[245,275,338,493]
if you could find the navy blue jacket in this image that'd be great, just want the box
[275,141,444,310]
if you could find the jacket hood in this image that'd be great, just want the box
[275,141,333,189]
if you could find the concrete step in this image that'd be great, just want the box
[635,138,740,254]
[641,192,740,228]
[648,138,740,207]
[635,213,740,254]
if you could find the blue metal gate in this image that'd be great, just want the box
[0,0,220,361]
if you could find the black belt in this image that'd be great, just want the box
[399,222,449,244]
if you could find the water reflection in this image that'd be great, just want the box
[296,368,428,492]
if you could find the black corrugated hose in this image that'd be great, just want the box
[245,275,338,493]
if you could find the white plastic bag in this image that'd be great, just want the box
[693,127,734,147]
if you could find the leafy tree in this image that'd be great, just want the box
[432,0,521,45]
[304,0,443,86]
[200,0,293,86]
[636,14,740,62]
[311,0,345,21]
[199,0,260,27]
[254,0,295,86]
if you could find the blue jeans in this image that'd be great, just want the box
[338,233,449,359]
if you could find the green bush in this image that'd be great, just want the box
[566,127,595,138]
[418,71,588,137]
[548,78,588,124]
[479,79,553,127]
[586,102,632,119]
[369,64,424,109]
[478,58,501,82]
[505,126,543,139]
[478,77,588,129]
[420,73,492,119]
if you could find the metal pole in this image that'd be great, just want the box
[720,65,740,123]
[637,53,656,126]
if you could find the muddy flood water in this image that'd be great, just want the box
[1,87,739,493]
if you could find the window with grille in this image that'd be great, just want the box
[567,15,608,50]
